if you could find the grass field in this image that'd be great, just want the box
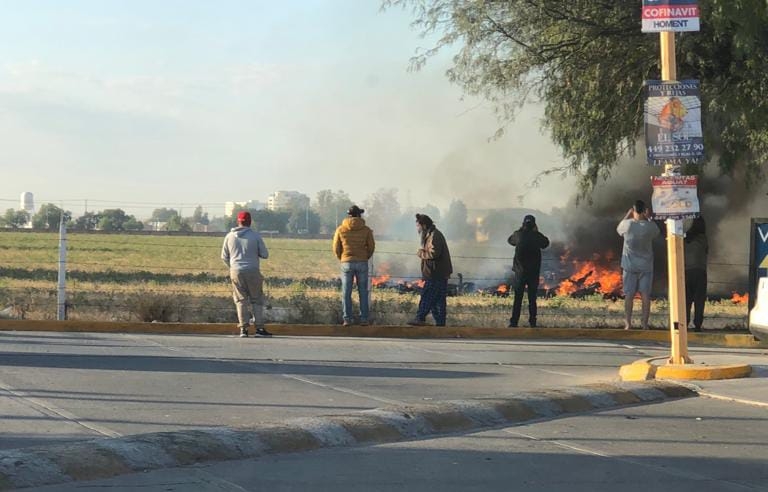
[0,231,749,330]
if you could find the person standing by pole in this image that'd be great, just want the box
[333,205,375,326]
[617,200,660,330]
[684,216,708,332]
[221,211,271,338]
[408,214,453,327]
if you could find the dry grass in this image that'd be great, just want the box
[0,231,749,329]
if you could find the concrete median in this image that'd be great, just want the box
[0,381,696,490]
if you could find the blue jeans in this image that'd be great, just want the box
[341,261,369,322]
[416,278,448,326]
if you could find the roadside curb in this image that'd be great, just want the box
[620,356,753,381]
[0,381,696,490]
[0,320,764,349]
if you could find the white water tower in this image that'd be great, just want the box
[20,192,34,214]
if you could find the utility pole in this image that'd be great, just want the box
[659,32,691,365]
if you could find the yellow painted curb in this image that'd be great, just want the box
[618,359,657,381]
[620,357,753,381]
[655,363,752,380]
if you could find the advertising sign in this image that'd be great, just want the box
[650,175,699,220]
[644,80,704,166]
[749,218,768,311]
[642,0,700,32]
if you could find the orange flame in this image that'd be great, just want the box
[731,292,749,304]
[372,263,392,287]
[414,279,425,289]
[557,251,622,296]
[372,274,391,287]
[496,284,509,295]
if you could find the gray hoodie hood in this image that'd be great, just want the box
[221,227,269,271]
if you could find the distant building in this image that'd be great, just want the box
[225,200,266,217]
[19,192,34,228]
[244,200,266,211]
[224,201,238,217]
[267,191,309,211]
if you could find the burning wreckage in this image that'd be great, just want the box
[370,250,624,300]
[370,248,749,304]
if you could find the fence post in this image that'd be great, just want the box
[57,216,67,320]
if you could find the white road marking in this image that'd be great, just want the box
[0,380,122,438]
[697,391,768,409]
[501,428,759,489]
[126,333,405,406]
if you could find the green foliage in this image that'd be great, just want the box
[150,207,179,223]
[384,0,768,194]
[314,189,353,233]
[191,205,209,225]
[287,209,321,234]
[32,204,72,231]
[123,217,144,231]
[167,214,191,232]
[1,209,30,229]
[73,211,101,231]
[254,209,290,233]
[98,208,141,231]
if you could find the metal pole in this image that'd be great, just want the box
[57,214,67,321]
[659,31,691,364]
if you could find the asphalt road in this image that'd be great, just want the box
[0,331,662,450]
[1,331,766,491]
[26,386,768,492]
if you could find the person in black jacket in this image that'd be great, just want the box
[507,215,550,327]
[684,216,708,332]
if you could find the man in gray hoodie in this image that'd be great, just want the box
[222,211,271,337]
[617,200,660,330]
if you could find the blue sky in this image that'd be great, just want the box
[0,0,571,219]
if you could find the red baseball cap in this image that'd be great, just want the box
[237,211,251,223]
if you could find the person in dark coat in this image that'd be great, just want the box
[507,215,549,327]
[684,216,708,332]
[408,214,453,326]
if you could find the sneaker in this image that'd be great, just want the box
[253,327,273,337]
[407,318,427,326]
[342,320,353,326]
[239,328,249,338]
[359,320,369,326]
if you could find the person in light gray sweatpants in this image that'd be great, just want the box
[221,211,271,338]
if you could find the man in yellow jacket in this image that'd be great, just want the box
[332,205,375,326]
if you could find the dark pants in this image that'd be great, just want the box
[685,268,707,331]
[510,271,539,327]
[416,278,448,326]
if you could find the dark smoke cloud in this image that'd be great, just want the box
[559,153,766,296]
